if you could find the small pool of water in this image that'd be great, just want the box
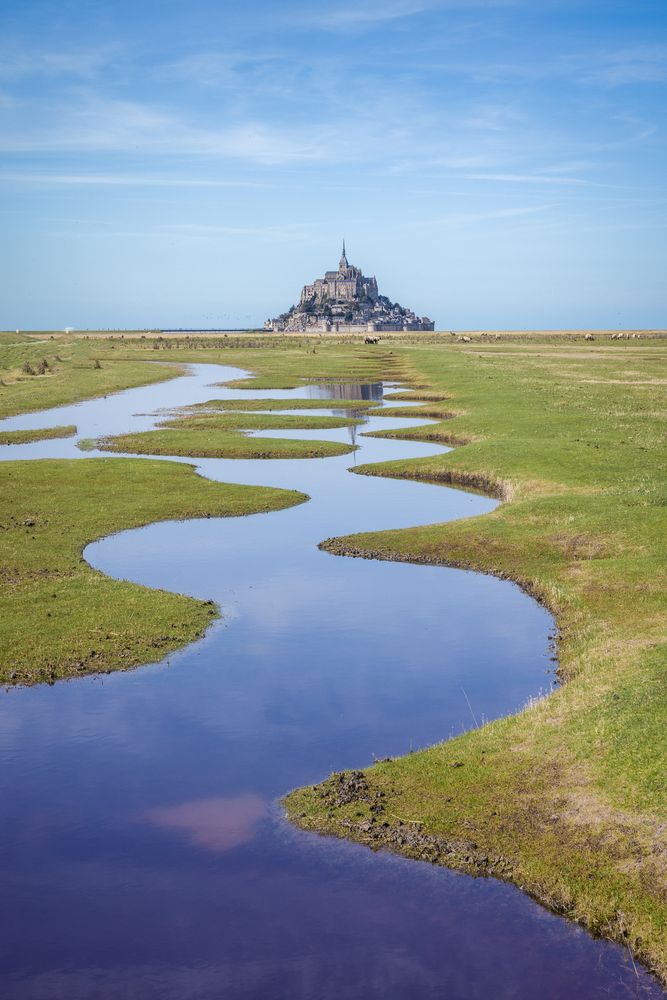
[0,364,661,999]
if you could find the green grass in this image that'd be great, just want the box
[0,336,183,419]
[2,330,666,980]
[93,408,358,459]
[283,338,667,984]
[158,410,359,431]
[0,424,76,445]
[0,458,306,684]
[117,337,398,388]
[0,331,34,345]
[189,397,377,411]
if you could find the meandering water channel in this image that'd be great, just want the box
[0,363,662,998]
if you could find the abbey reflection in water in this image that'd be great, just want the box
[313,381,384,402]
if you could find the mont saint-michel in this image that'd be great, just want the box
[265,244,434,333]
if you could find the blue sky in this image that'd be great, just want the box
[1,0,665,329]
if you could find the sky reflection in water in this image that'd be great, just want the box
[0,364,662,999]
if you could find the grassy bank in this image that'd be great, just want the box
[0,458,305,684]
[91,408,359,459]
[0,336,183,419]
[284,338,667,983]
[0,424,76,445]
[189,397,377,411]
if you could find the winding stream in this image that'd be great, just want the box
[0,363,661,999]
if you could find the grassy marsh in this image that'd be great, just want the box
[282,337,667,983]
[0,459,305,684]
[0,424,77,445]
[0,337,182,419]
[1,329,666,980]
[189,397,377,412]
[92,408,359,459]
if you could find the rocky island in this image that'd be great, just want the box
[265,243,434,333]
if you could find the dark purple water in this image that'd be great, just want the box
[0,365,661,998]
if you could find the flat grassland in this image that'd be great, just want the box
[1,329,665,981]
[282,337,667,985]
[0,335,182,418]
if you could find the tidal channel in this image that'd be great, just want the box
[0,363,661,998]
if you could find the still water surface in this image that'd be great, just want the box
[0,364,661,998]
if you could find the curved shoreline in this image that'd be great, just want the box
[284,375,567,909]
[283,360,667,989]
[1,353,663,994]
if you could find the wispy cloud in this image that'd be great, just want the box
[0,44,120,81]
[0,84,514,168]
[466,43,667,90]
[56,221,312,243]
[424,203,558,227]
[0,95,329,164]
[580,45,667,87]
[165,49,291,94]
[300,0,516,31]
[0,171,271,188]
[461,104,524,132]
[461,172,592,185]
[309,0,434,31]
[161,222,310,240]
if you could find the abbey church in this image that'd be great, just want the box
[265,244,434,333]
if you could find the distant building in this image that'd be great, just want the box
[265,243,434,333]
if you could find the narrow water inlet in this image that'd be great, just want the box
[0,364,662,999]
